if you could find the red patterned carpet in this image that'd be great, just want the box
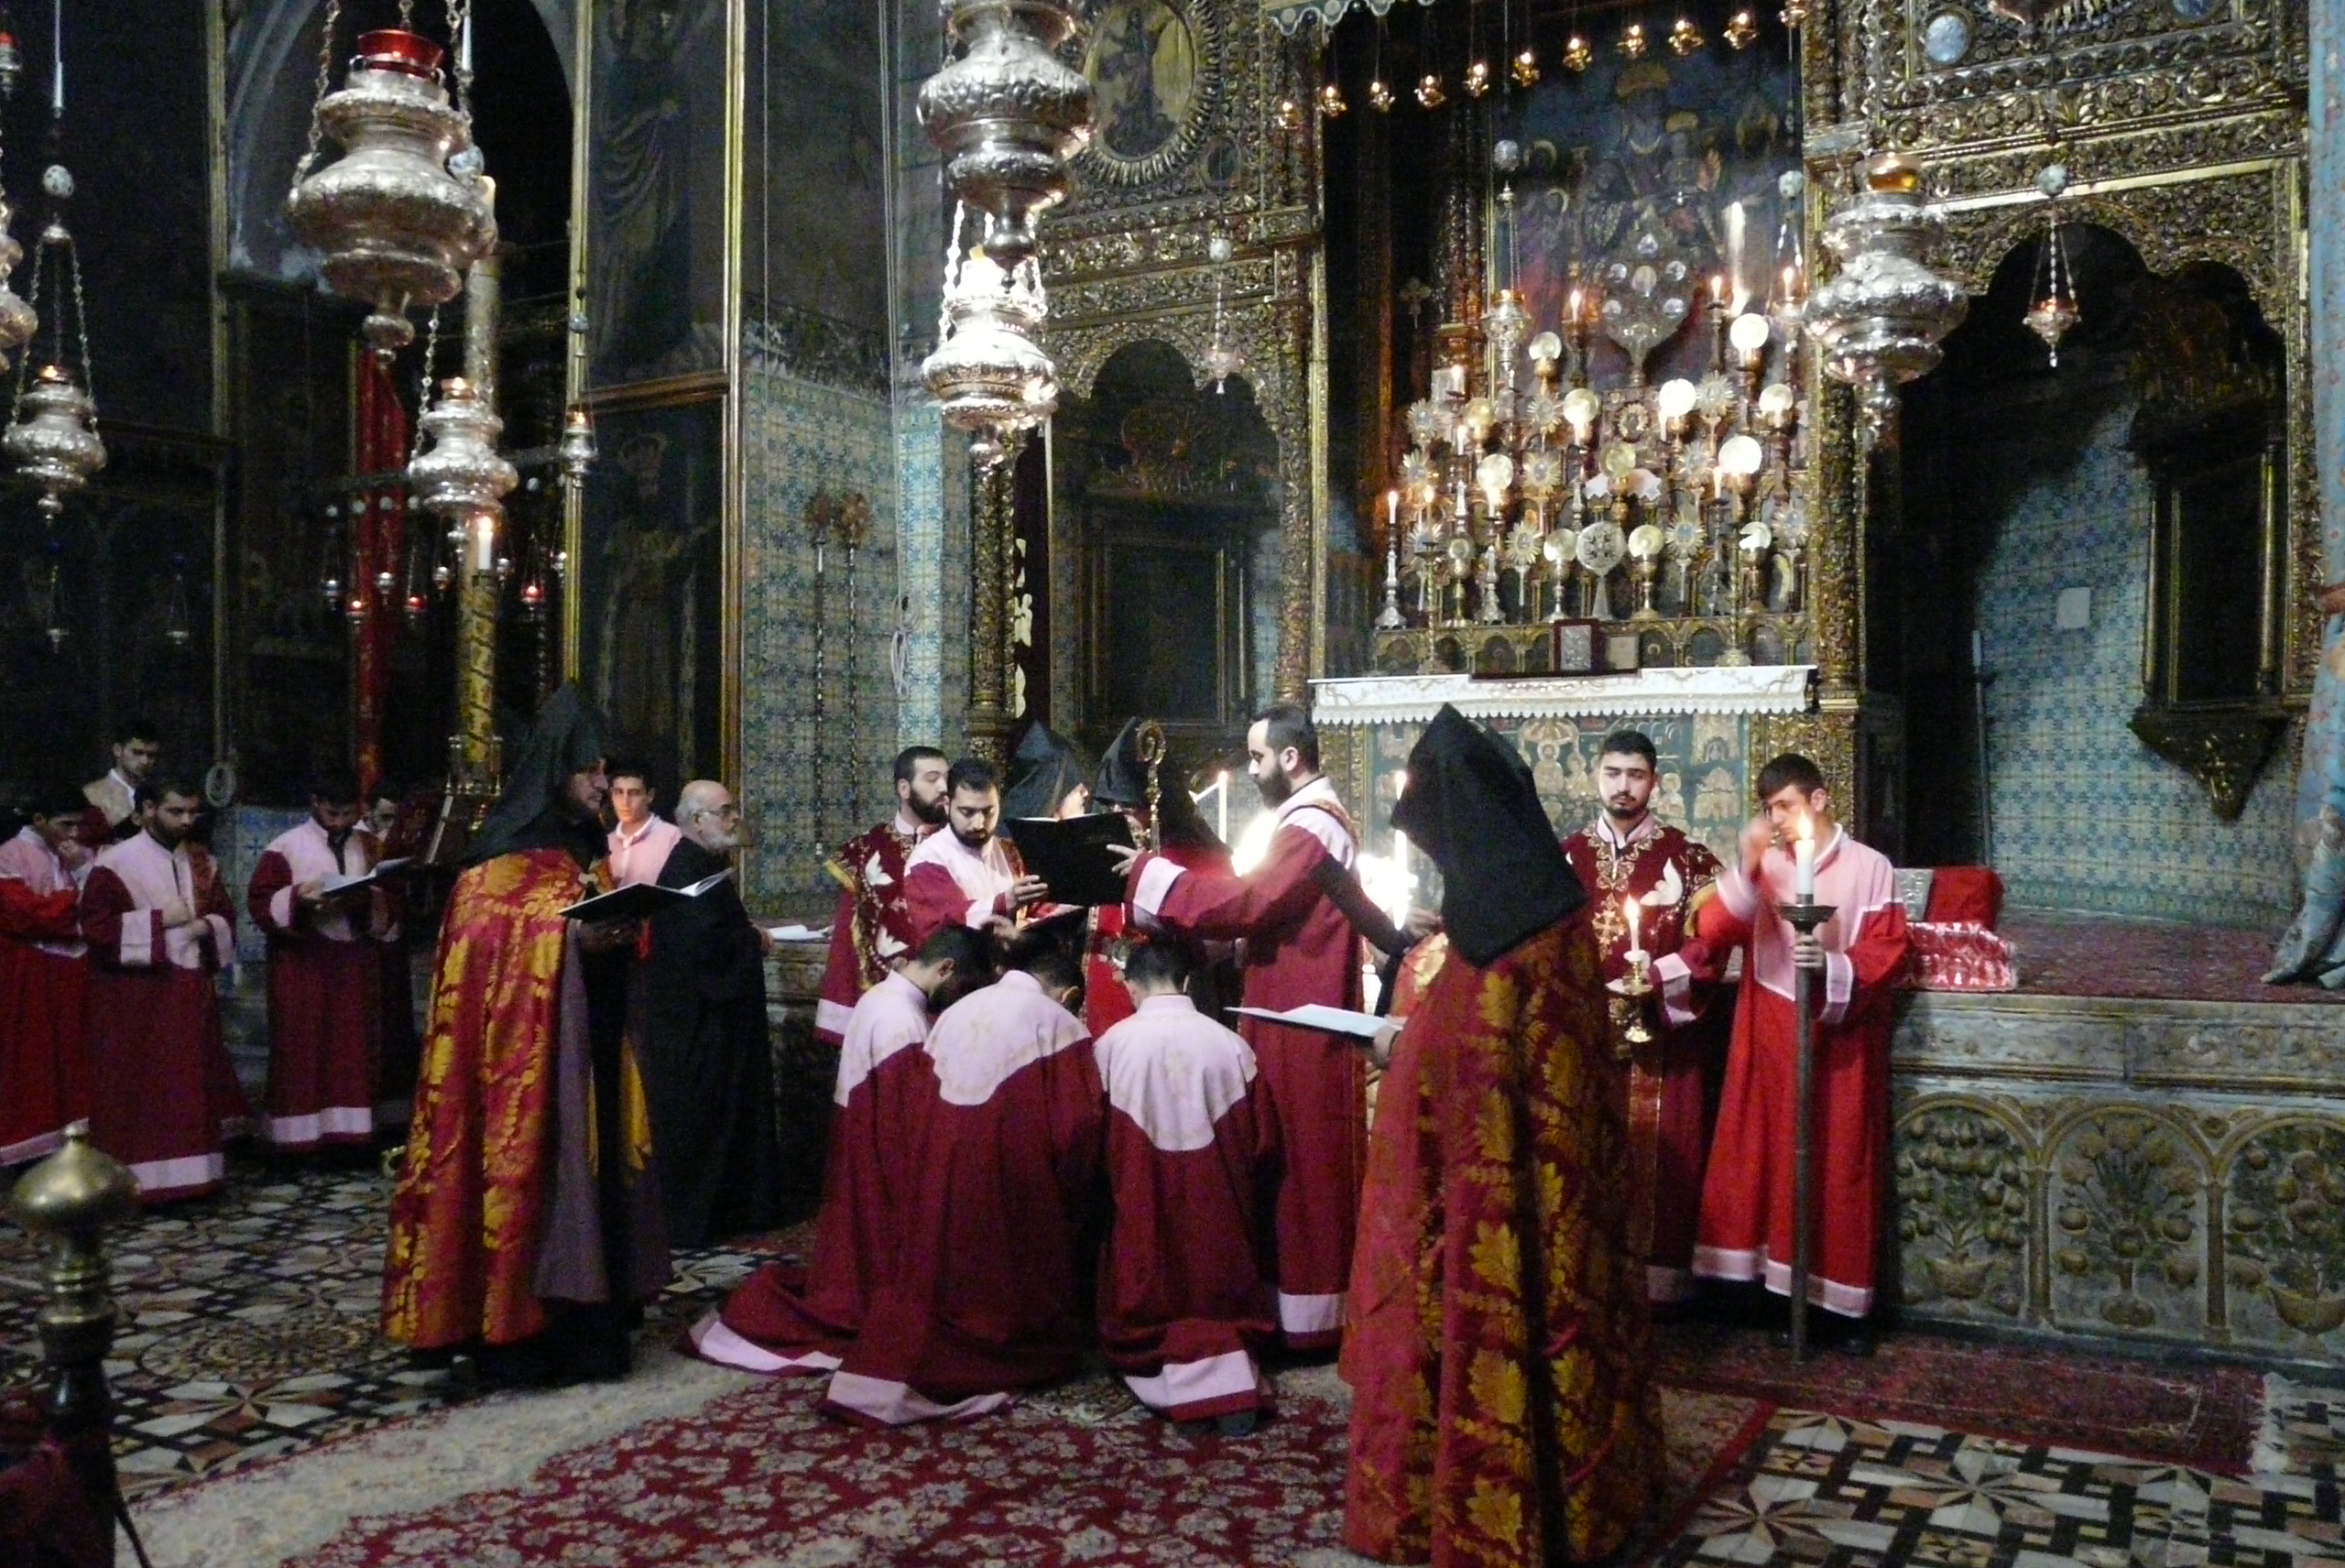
[1654,1318,2264,1470]
[1999,912,2340,1004]
[207,1369,1758,1568]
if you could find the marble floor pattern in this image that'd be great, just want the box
[5,1160,2344,1566]
[0,1158,782,1501]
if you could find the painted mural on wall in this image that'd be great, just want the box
[1085,0,1199,165]
[588,0,728,384]
[577,397,725,789]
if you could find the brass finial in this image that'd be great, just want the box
[7,1125,137,1236]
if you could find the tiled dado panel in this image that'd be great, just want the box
[1976,398,2297,927]
[1890,992,2345,1363]
[740,358,902,916]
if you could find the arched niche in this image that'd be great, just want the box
[1048,339,1282,758]
[1894,222,2297,923]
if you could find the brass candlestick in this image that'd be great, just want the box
[1609,949,1654,1060]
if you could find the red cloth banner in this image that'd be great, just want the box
[353,356,410,795]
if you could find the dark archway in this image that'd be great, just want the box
[1895,224,2296,924]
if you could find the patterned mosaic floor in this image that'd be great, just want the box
[0,1158,785,1501]
[9,1159,2345,1568]
[1660,1396,2345,1568]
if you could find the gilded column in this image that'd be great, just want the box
[453,249,503,795]
[965,433,1022,762]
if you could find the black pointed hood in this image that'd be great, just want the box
[1002,722,1092,822]
[464,685,612,867]
[1391,704,1586,965]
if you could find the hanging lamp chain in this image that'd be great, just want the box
[410,304,442,467]
[63,227,90,420]
[447,0,475,117]
[293,0,344,189]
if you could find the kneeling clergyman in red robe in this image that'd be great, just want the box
[691,926,995,1373]
[381,688,671,1388]
[0,781,94,1168]
[1094,939,1278,1430]
[1693,752,1909,1343]
[81,779,251,1202]
[248,768,391,1152]
[1344,705,1661,1568]
[823,939,1103,1427]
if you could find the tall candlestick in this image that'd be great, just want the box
[1794,821,1816,898]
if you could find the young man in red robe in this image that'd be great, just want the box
[604,760,681,888]
[692,926,993,1374]
[1095,940,1277,1432]
[900,756,1048,951]
[815,746,947,1043]
[80,718,159,844]
[248,768,391,1153]
[0,781,94,1167]
[1560,729,1724,1305]
[1693,751,1911,1353]
[80,779,251,1201]
[1111,702,1365,1349]
[381,689,670,1388]
[1345,706,1659,1568]
[823,938,1102,1426]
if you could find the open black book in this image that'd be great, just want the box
[1005,813,1137,907]
[317,856,410,896]
[560,867,734,921]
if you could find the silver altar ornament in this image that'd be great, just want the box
[3,364,103,517]
[0,200,37,371]
[922,238,1058,468]
[286,29,497,362]
[916,0,1092,271]
[407,376,518,521]
[1802,151,1967,441]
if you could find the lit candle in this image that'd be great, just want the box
[1794,819,1816,899]
[1386,488,1400,543]
[1624,893,1643,959]
[1215,769,1229,842]
[469,512,496,573]
[1709,274,1726,309]
[1568,287,1583,321]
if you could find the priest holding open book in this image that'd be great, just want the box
[383,687,671,1389]
[248,768,397,1154]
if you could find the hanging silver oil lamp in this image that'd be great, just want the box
[917,0,1092,270]
[1802,152,1968,441]
[4,362,102,516]
[286,29,496,361]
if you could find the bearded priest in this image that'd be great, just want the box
[1560,729,1724,1306]
[381,688,670,1388]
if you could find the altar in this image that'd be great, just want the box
[1312,665,1817,870]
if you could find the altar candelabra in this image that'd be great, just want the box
[1382,276,1813,669]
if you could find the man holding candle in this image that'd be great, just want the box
[1560,729,1725,1306]
[1692,753,1909,1353]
